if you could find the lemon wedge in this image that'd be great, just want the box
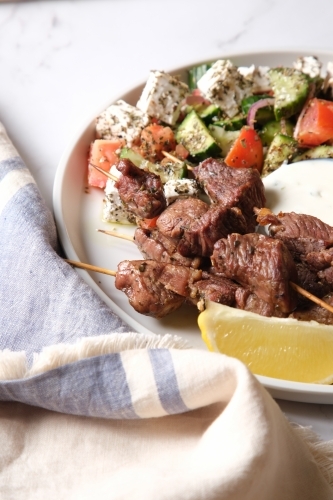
[198,301,333,384]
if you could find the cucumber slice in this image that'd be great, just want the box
[119,147,187,183]
[269,68,310,120]
[209,125,240,157]
[213,114,246,131]
[262,133,298,177]
[176,110,221,161]
[188,63,213,90]
[120,147,156,171]
[260,119,294,146]
[198,103,220,124]
[292,145,333,163]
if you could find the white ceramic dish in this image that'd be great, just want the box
[53,49,333,404]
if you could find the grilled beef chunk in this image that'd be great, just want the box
[156,198,248,257]
[256,209,333,259]
[115,159,166,219]
[193,158,266,232]
[256,209,333,294]
[234,288,287,318]
[115,260,184,318]
[134,227,202,268]
[211,233,298,313]
[290,293,333,325]
[156,197,209,239]
[178,205,248,257]
[158,265,202,297]
[188,272,239,309]
[187,270,288,317]
[295,262,331,303]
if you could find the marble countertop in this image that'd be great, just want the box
[2,0,333,441]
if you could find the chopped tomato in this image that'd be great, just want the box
[88,138,124,189]
[139,216,159,230]
[140,124,176,162]
[175,143,189,160]
[224,126,263,173]
[295,98,333,147]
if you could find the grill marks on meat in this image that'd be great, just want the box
[211,233,298,313]
[115,159,166,219]
[115,260,184,318]
[194,158,266,232]
[156,197,248,258]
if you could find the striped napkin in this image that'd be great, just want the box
[1,121,333,499]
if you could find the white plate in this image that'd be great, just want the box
[53,49,333,404]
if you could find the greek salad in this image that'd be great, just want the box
[87,55,333,225]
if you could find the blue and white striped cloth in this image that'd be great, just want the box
[1,121,333,499]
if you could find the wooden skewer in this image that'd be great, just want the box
[97,228,134,242]
[64,259,333,316]
[290,281,333,314]
[162,151,193,170]
[64,259,116,277]
[89,163,118,182]
[162,151,183,164]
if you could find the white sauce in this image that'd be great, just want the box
[262,159,333,226]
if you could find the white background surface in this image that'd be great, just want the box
[2,0,333,440]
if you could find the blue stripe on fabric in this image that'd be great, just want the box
[149,349,188,414]
[0,354,139,419]
[0,156,26,182]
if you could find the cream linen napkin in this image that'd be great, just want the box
[1,121,333,499]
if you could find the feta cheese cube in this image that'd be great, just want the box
[197,59,252,118]
[102,179,136,224]
[96,100,150,147]
[323,62,333,99]
[163,179,200,206]
[293,56,322,79]
[137,70,189,126]
[238,65,272,94]
[323,61,333,98]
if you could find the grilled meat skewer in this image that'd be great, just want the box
[156,197,248,258]
[211,232,298,314]
[255,208,333,297]
[193,158,266,232]
[115,159,166,219]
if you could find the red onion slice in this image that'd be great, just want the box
[247,98,275,127]
[293,83,316,141]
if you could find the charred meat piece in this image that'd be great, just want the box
[193,158,266,232]
[211,233,298,313]
[188,270,288,318]
[188,272,239,309]
[178,205,248,257]
[256,209,333,259]
[295,262,331,303]
[158,264,202,297]
[156,198,248,258]
[234,288,287,318]
[290,293,333,325]
[115,260,184,318]
[256,208,333,293]
[156,197,209,240]
[134,227,202,268]
[115,159,166,219]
